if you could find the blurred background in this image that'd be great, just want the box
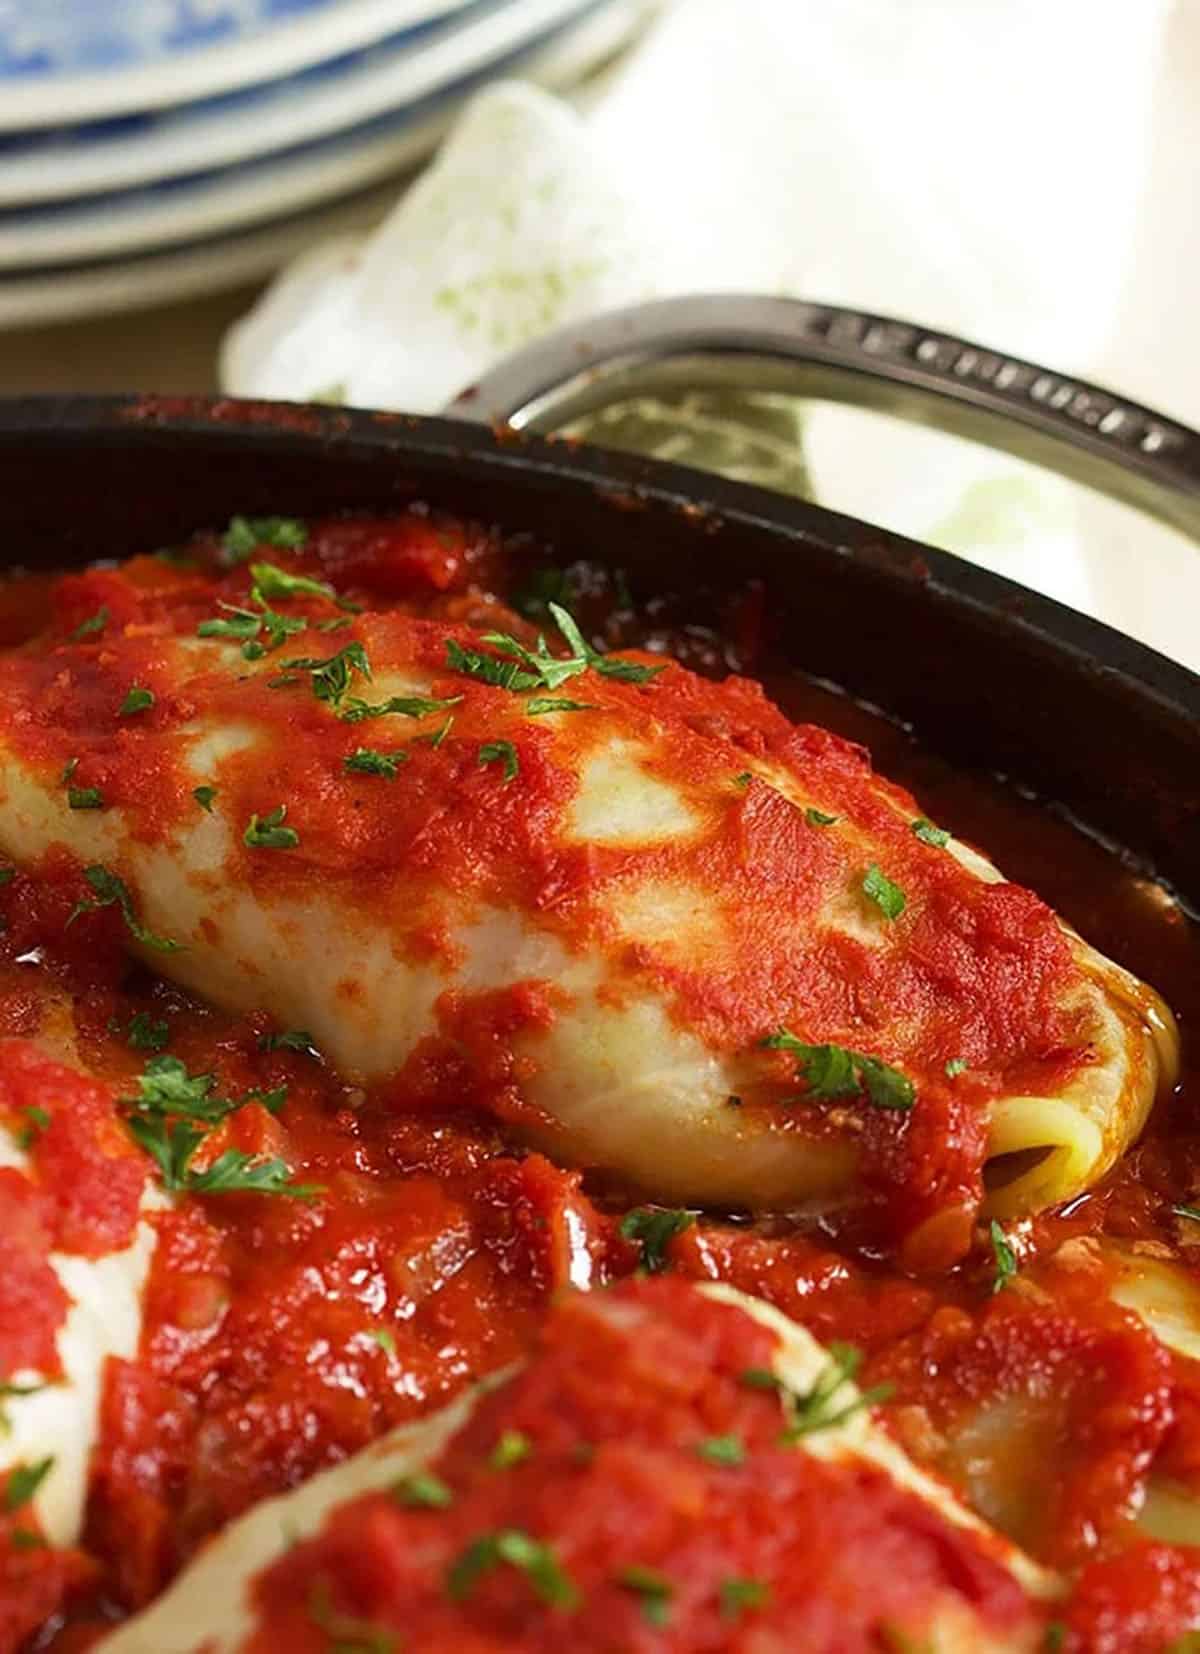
[1,0,1198,668]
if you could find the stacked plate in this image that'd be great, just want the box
[0,0,652,328]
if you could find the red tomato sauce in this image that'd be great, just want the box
[0,512,1107,1258]
[248,1278,1040,1653]
[0,511,1193,1650]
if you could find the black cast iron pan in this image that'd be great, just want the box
[0,297,1195,909]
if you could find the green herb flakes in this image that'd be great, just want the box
[478,740,519,783]
[617,1565,673,1627]
[446,1530,578,1611]
[619,1206,696,1273]
[344,747,406,780]
[119,685,155,716]
[394,1471,453,1510]
[763,1030,915,1112]
[911,816,950,848]
[244,805,299,850]
[4,1456,53,1512]
[258,1029,317,1056]
[526,697,597,715]
[67,865,183,953]
[720,1577,770,1620]
[68,607,109,642]
[778,1343,893,1441]
[989,1219,1017,1293]
[340,693,461,724]
[695,1434,745,1466]
[221,515,307,566]
[862,862,907,920]
[249,561,334,602]
[126,1012,170,1052]
[282,642,371,708]
[489,1430,533,1470]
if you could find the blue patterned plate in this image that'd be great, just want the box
[0,0,502,204]
[0,0,474,128]
[0,0,646,300]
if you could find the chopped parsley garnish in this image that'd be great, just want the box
[805,806,839,826]
[446,636,544,692]
[14,1105,49,1151]
[221,515,307,565]
[618,1565,673,1627]
[185,1153,315,1197]
[526,697,597,715]
[248,561,334,602]
[989,1219,1017,1293]
[548,602,665,685]
[478,740,519,783]
[446,1529,579,1611]
[0,867,15,886]
[119,685,155,716]
[306,1580,397,1654]
[244,805,299,850]
[1173,1204,1200,1224]
[1043,1623,1066,1652]
[394,1471,453,1510]
[366,1327,396,1356]
[619,1206,696,1273]
[197,605,261,641]
[340,693,461,724]
[770,1342,893,1441]
[281,642,371,708]
[4,1456,53,1512]
[720,1578,770,1620]
[193,785,218,812]
[862,862,907,920]
[489,1430,533,1470]
[944,1057,968,1079]
[733,771,753,787]
[67,785,104,810]
[763,1030,915,1112]
[446,603,663,697]
[344,747,406,780]
[126,1054,229,1123]
[428,715,454,748]
[198,573,310,654]
[123,1054,318,1200]
[258,1029,317,1055]
[68,607,109,642]
[696,1434,745,1466]
[126,1012,170,1052]
[67,865,184,953]
[912,816,950,848]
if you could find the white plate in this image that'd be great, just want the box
[0,0,584,207]
[0,1,475,131]
[0,0,650,328]
[0,0,637,271]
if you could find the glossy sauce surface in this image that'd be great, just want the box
[0,510,1196,1652]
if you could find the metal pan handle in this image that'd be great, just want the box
[446,294,1200,543]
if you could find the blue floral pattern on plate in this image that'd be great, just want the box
[0,1,348,77]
